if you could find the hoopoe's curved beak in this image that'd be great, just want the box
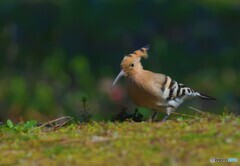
[111,70,125,89]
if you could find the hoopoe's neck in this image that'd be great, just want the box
[126,68,150,88]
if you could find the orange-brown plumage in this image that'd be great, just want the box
[125,70,166,110]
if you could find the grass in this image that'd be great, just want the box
[0,114,239,166]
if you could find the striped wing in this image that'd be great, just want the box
[161,76,196,108]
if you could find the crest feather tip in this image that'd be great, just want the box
[143,44,150,50]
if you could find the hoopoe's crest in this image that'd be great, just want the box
[120,45,149,77]
[112,45,215,122]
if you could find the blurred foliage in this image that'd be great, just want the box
[0,0,239,121]
[6,119,37,132]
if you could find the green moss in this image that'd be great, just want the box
[0,114,239,165]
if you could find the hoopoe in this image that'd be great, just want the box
[112,45,215,122]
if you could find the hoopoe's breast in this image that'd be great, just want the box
[126,77,166,110]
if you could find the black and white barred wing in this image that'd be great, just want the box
[161,76,215,108]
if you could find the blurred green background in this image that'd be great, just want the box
[0,0,239,122]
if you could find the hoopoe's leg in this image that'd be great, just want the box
[149,111,158,122]
[161,107,174,122]
[161,113,170,122]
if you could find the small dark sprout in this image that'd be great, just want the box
[130,63,134,67]
[79,96,92,123]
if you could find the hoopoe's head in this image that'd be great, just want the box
[112,45,150,88]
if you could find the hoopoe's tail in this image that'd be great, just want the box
[196,92,216,100]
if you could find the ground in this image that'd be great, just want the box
[0,114,239,166]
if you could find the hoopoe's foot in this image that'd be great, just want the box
[149,111,158,122]
[161,114,170,122]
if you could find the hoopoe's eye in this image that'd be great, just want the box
[130,63,134,67]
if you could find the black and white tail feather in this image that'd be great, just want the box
[197,93,216,100]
